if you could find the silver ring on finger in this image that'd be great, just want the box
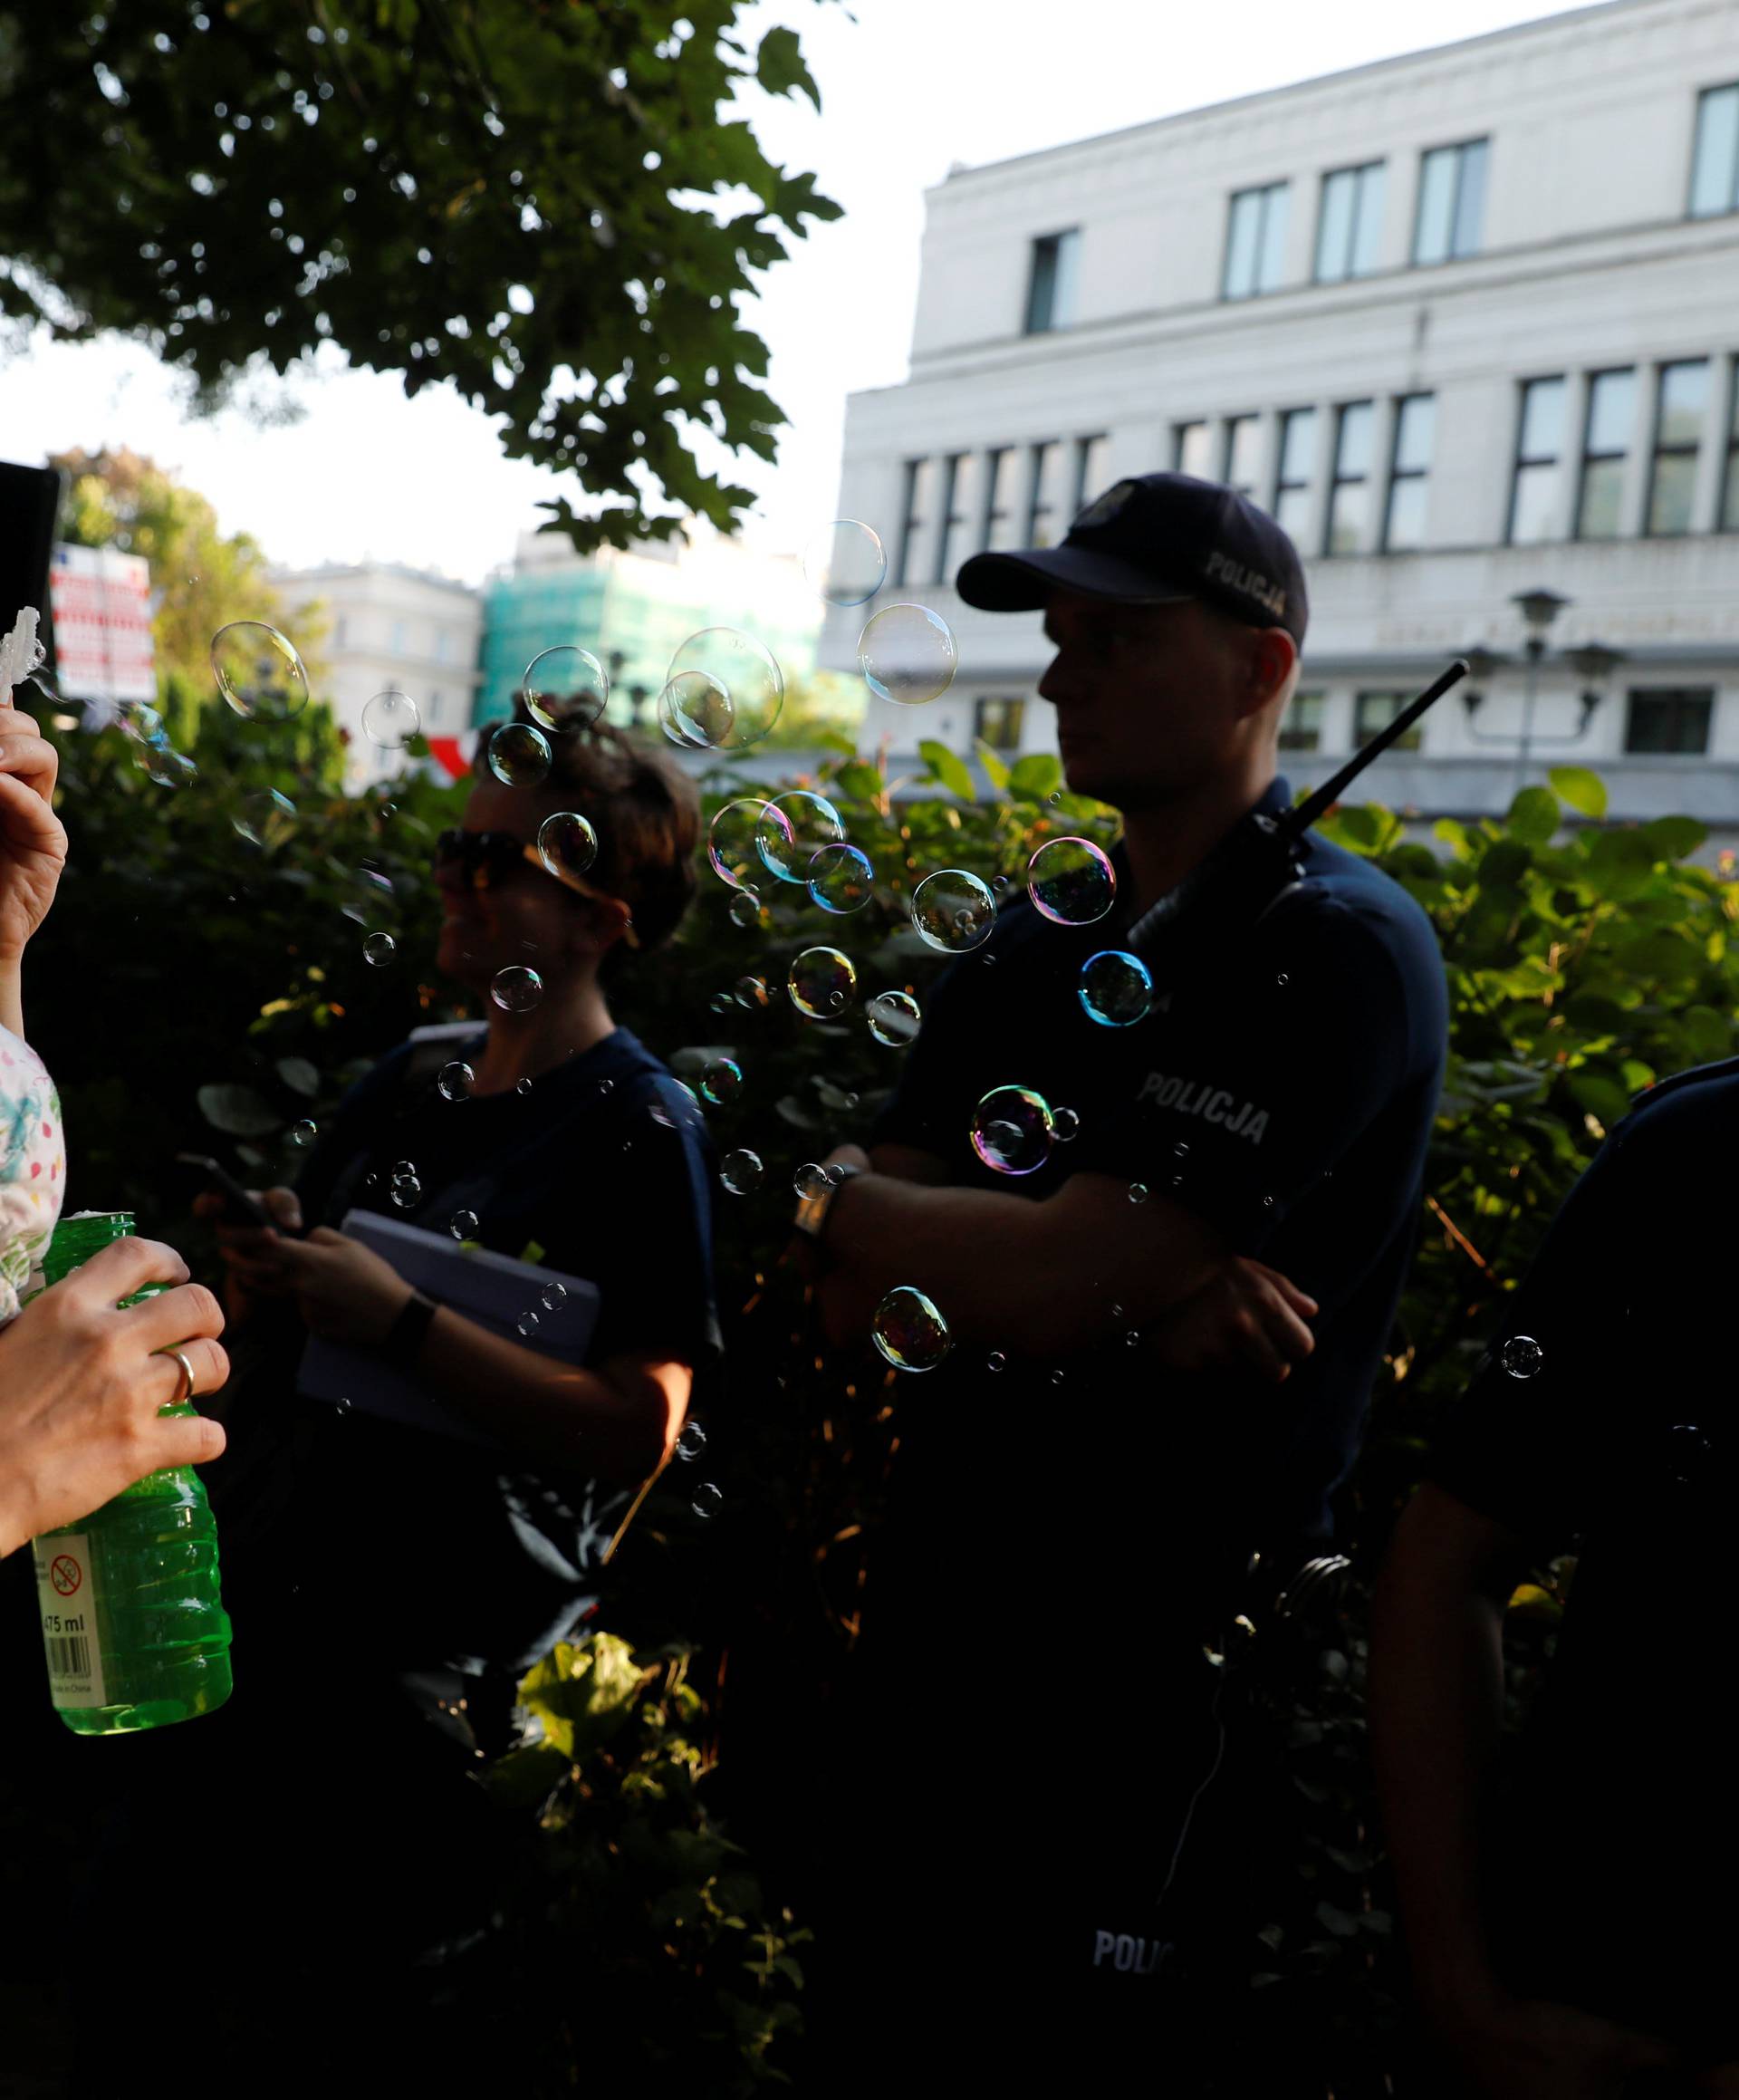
[166,1349,197,1405]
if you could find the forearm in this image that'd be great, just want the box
[1368,1509,1512,2021]
[409,1306,666,1482]
[0,957,23,1038]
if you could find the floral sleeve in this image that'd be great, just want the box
[0,1025,64,1325]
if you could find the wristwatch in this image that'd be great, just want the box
[793,1162,865,1242]
[381,1287,439,1367]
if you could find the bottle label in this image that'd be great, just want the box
[32,1533,108,1709]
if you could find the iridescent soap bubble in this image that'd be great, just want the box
[871,1286,952,1373]
[289,1118,316,1146]
[516,1077,533,1096]
[391,1174,422,1208]
[361,688,420,748]
[491,964,543,1012]
[485,719,552,787]
[691,1481,724,1520]
[1079,950,1153,1028]
[648,1080,702,1129]
[1129,1183,1149,1205]
[516,1308,541,1337]
[212,621,309,721]
[793,1162,832,1199]
[541,1282,568,1311]
[363,930,396,965]
[449,1209,479,1239]
[729,890,764,930]
[858,603,957,705]
[866,989,921,1047]
[1500,1334,1544,1380]
[756,791,846,884]
[437,1060,475,1102]
[802,519,887,605]
[1052,1106,1081,1142]
[120,700,167,746]
[970,1085,1054,1176]
[523,645,609,732]
[666,628,783,748]
[1028,836,1116,925]
[341,865,395,927]
[537,811,598,883]
[911,870,994,953]
[658,669,733,749]
[232,788,296,851]
[720,1148,764,1194]
[788,946,857,1019]
[987,1351,1006,1373]
[710,797,790,891]
[806,843,873,914]
[676,1421,707,1462]
[700,1057,743,1107]
[735,976,769,1010]
[142,745,197,788]
[709,993,734,1014]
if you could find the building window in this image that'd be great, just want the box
[1315,161,1386,282]
[1173,420,1213,478]
[1025,441,1064,547]
[335,615,349,650]
[1509,376,1568,544]
[1646,359,1709,535]
[1412,138,1490,265]
[1272,408,1318,538]
[435,629,450,665]
[1223,415,1262,499]
[1071,433,1110,516]
[1724,365,1739,532]
[1355,690,1423,754]
[1325,401,1375,555]
[1575,368,1638,540]
[895,458,932,586]
[1690,83,1739,217]
[1223,180,1290,300]
[1025,229,1081,333]
[934,452,975,584]
[974,697,1026,750]
[980,447,1016,553]
[1625,689,1714,755]
[1278,691,1326,753]
[1383,393,1436,552]
[389,618,408,654]
[428,689,442,727]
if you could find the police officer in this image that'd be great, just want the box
[1372,1060,1739,2095]
[793,472,1450,2085]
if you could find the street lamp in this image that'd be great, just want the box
[1461,591,1621,795]
[1513,588,1568,794]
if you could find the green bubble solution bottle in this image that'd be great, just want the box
[26,1211,234,1735]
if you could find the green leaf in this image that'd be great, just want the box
[833,761,883,805]
[1008,752,1062,802]
[1549,766,1608,820]
[918,738,976,804]
[1639,814,1708,862]
[197,1083,283,1138]
[274,1055,320,1098]
[756,24,821,108]
[1506,786,1560,843]
[974,740,1012,794]
[1313,804,1385,855]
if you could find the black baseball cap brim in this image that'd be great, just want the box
[956,544,1196,613]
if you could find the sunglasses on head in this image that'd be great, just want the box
[432,829,640,948]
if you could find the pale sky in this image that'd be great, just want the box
[0,0,1600,584]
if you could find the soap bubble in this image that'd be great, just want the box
[866,989,921,1047]
[1500,1334,1544,1380]
[666,628,783,748]
[658,669,733,749]
[491,965,543,1012]
[788,946,857,1018]
[676,1421,707,1462]
[858,603,957,705]
[523,645,609,731]
[142,745,197,788]
[1052,1106,1081,1142]
[971,1086,1054,1176]
[288,1118,316,1146]
[1079,950,1153,1027]
[516,1077,533,1096]
[871,1286,952,1373]
[363,930,396,965]
[341,865,395,926]
[449,1210,478,1239]
[710,797,789,891]
[793,1162,833,1199]
[120,700,166,745]
[710,993,734,1014]
[1028,836,1116,925]
[691,1481,724,1520]
[735,976,769,1009]
[361,688,420,748]
[1129,1182,1148,1204]
[517,1308,541,1337]
[720,1148,764,1194]
[232,788,296,851]
[806,843,874,914]
[729,890,764,930]
[649,1081,702,1130]
[700,1057,743,1107]
[757,791,846,884]
[212,621,308,720]
[987,1351,1006,1372]
[391,1174,422,1208]
[437,1060,475,1103]
[536,811,598,883]
[911,870,994,952]
[541,1282,568,1311]
[803,518,888,605]
[485,719,552,787]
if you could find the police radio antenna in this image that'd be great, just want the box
[1287,659,1468,837]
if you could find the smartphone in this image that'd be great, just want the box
[176,1152,298,1235]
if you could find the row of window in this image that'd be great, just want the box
[333,616,456,663]
[894,435,1110,587]
[1023,81,1739,333]
[1279,688,1720,757]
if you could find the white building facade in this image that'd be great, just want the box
[271,562,484,788]
[825,0,1739,842]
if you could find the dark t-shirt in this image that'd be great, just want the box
[1425,1057,1739,2055]
[216,1024,719,1685]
